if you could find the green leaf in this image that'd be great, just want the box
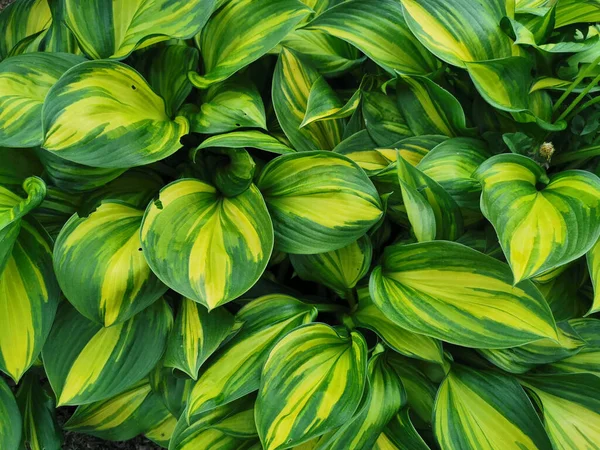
[401,0,519,67]
[0,177,46,232]
[378,408,431,450]
[0,216,59,382]
[475,154,600,283]
[587,238,600,314]
[256,323,367,450]
[352,286,446,366]
[478,321,585,374]
[140,179,273,310]
[397,75,476,137]
[0,377,21,450]
[520,373,600,449]
[370,241,558,348]
[362,91,412,146]
[257,151,383,254]
[43,300,172,406]
[316,349,406,450]
[0,52,84,147]
[304,0,440,75]
[555,0,600,27]
[63,0,216,59]
[16,374,62,450]
[301,78,361,127]
[290,235,372,296]
[272,48,344,151]
[133,44,199,116]
[42,60,189,169]
[0,0,51,59]
[189,0,311,88]
[434,366,552,450]
[185,77,267,134]
[195,131,295,155]
[164,297,237,380]
[186,295,317,419]
[53,201,167,326]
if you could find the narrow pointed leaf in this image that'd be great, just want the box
[362,91,412,146]
[0,377,21,450]
[195,131,295,155]
[301,78,360,127]
[381,409,431,450]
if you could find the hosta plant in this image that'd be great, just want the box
[2,0,600,449]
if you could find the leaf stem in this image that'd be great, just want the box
[555,72,600,123]
[552,53,600,116]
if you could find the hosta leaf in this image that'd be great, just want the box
[279,29,364,77]
[401,0,518,67]
[134,44,199,116]
[316,349,405,450]
[172,396,258,450]
[256,323,368,450]
[32,185,81,241]
[164,297,237,380]
[54,201,167,326]
[362,92,412,146]
[352,286,445,366]
[144,409,177,448]
[0,176,46,231]
[149,366,193,418]
[63,0,216,59]
[542,318,600,376]
[0,0,51,59]
[64,379,172,442]
[35,148,126,193]
[377,409,431,450]
[588,238,600,314]
[417,138,490,226]
[475,154,600,283]
[189,0,311,88]
[301,78,360,127]
[478,321,585,374]
[535,262,589,322]
[289,235,372,296]
[193,147,256,197]
[16,374,62,450]
[396,76,476,137]
[37,0,80,54]
[370,241,558,348]
[555,0,600,27]
[42,60,189,169]
[520,373,600,449]
[397,154,464,241]
[43,300,172,406]
[257,151,383,254]
[0,217,59,382]
[304,0,440,75]
[187,295,317,419]
[273,48,344,151]
[195,131,295,155]
[185,77,267,134]
[141,179,273,310]
[0,52,84,148]
[0,377,21,450]
[434,366,552,450]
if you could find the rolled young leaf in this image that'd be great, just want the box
[0,52,84,148]
[189,0,311,88]
[0,377,21,450]
[316,349,406,450]
[43,300,172,406]
[256,323,368,450]
[186,295,317,419]
[63,0,216,59]
[475,154,600,283]
[369,241,558,348]
[53,201,167,326]
[272,48,344,152]
[164,297,237,380]
[289,235,372,297]
[304,0,440,75]
[520,373,600,449]
[141,179,273,310]
[0,176,46,232]
[434,366,553,450]
[16,373,63,450]
[257,151,383,254]
[42,60,189,169]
